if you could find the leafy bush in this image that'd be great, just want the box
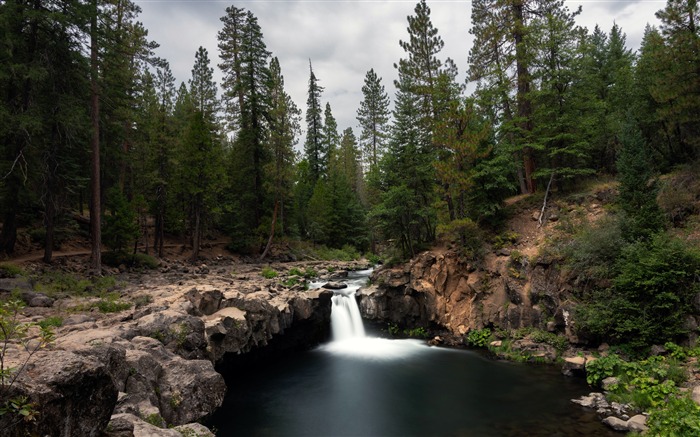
[647,395,700,436]
[437,218,483,259]
[575,234,700,350]
[1,301,55,429]
[261,267,278,279]
[466,328,492,348]
[586,354,626,386]
[564,215,625,281]
[403,327,429,338]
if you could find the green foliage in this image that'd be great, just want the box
[586,354,627,386]
[261,267,278,279]
[437,218,483,259]
[647,395,700,436]
[0,264,25,278]
[575,234,700,349]
[387,323,400,336]
[103,187,140,254]
[564,215,625,281]
[1,300,55,427]
[133,295,153,308]
[403,327,429,338]
[96,296,131,313]
[493,231,519,250]
[103,252,160,270]
[466,328,492,348]
[143,412,165,428]
[616,115,665,240]
[365,253,382,265]
[37,316,63,330]
[33,272,115,297]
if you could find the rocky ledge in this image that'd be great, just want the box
[0,260,349,436]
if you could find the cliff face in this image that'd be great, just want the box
[358,248,577,342]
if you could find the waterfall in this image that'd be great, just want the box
[330,291,365,341]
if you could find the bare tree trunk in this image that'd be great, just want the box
[259,201,279,261]
[89,0,101,273]
[513,0,536,193]
[190,199,201,263]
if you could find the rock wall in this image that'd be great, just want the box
[358,250,576,341]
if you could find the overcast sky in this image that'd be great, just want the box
[134,0,664,137]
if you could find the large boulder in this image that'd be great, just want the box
[1,349,119,437]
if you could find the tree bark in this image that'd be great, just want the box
[513,0,536,193]
[89,0,102,273]
[259,200,278,261]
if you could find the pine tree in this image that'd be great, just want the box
[304,61,326,182]
[356,69,391,170]
[395,0,444,132]
[323,103,340,163]
[219,9,272,235]
[616,114,664,240]
[468,0,538,193]
[183,48,224,261]
[652,0,700,163]
[265,57,300,239]
[529,1,596,186]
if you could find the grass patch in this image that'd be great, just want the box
[261,266,278,279]
[37,316,63,329]
[0,263,25,278]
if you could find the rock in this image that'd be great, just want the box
[602,376,620,391]
[185,287,224,316]
[561,356,586,377]
[572,392,606,409]
[692,386,700,405]
[650,344,667,356]
[490,340,502,347]
[548,211,559,222]
[173,423,216,437]
[0,277,32,292]
[496,248,511,257]
[428,336,443,346]
[603,416,629,432]
[104,413,181,437]
[532,211,541,221]
[1,349,118,437]
[20,290,54,307]
[322,281,347,290]
[627,414,648,433]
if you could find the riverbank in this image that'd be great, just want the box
[0,257,369,436]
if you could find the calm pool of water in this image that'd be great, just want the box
[207,337,616,437]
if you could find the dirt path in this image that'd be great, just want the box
[5,240,231,265]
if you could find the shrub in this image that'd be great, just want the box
[576,234,700,350]
[403,327,429,338]
[261,267,278,279]
[466,328,492,348]
[437,218,483,259]
[585,354,626,386]
[1,301,54,429]
[37,316,63,330]
[564,215,625,281]
[0,263,25,278]
[647,395,700,436]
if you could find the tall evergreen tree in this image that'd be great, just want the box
[265,57,300,238]
[184,48,224,261]
[323,102,340,163]
[304,61,326,182]
[356,68,391,170]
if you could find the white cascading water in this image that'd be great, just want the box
[331,289,366,341]
[322,269,426,359]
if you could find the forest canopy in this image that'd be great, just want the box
[0,0,698,267]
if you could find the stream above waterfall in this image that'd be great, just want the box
[208,269,617,437]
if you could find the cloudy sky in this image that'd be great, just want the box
[134,0,664,136]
